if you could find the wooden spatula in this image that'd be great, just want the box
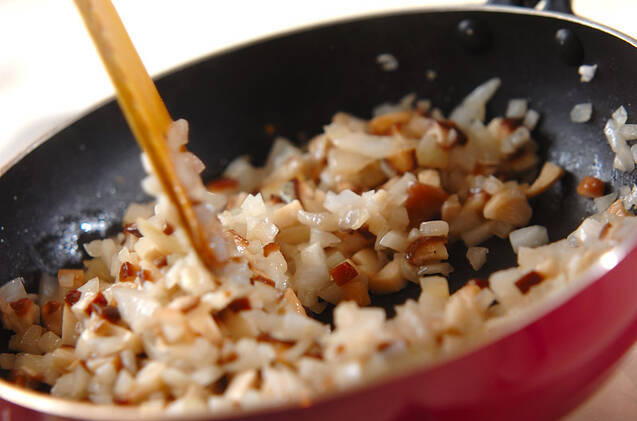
[74,0,222,268]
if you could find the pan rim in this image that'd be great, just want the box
[1,4,637,420]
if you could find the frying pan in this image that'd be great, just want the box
[1,0,637,419]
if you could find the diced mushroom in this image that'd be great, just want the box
[332,230,374,256]
[41,301,63,337]
[272,200,303,229]
[576,176,605,198]
[526,162,564,198]
[483,187,532,226]
[369,259,406,294]
[207,177,238,193]
[418,275,449,310]
[441,194,461,221]
[369,111,412,135]
[416,136,449,169]
[406,237,448,266]
[384,149,416,174]
[464,191,489,214]
[417,169,441,187]
[277,225,311,245]
[461,221,496,247]
[351,248,382,277]
[487,117,517,141]
[425,120,467,149]
[405,183,448,227]
[329,260,359,286]
[341,280,371,306]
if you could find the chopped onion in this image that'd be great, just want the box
[38,273,58,305]
[297,211,339,232]
[111,286,161,332]
[621,124,637,140]
[501,126,531,154]
[613,106,628,126]
[570,103,593,123]
[466,247,489,271]
[483,175,504,195]
[325,124,401,159]
[605,119,634,172]
[571,219,603,244]
[419,220,449,237]
[506,99,528,119]
[594,192,618,212]
[0,278,27,303]
[450,78,501,128]
[376,53,398,71]
[417,262,454,276]
[509,225,549,254]
[523,109,541,130]
[621,185,637,210]
[578,64,597,82]
[377,230,408,252]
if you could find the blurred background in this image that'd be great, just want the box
[0,0,636,419]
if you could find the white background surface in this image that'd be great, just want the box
[1,1,637,419]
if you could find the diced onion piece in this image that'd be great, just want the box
[621,124,637,140]
[466,247,489,271]
[523,109,541,130]
[0,278,27,303]
[461,221,495,247]
[419,220,449,237]
[416,135,448,169]
[417,169,441,187]
[482,176,504,195]
[417,262,454,276]
[325,124,401,159]
[369,259,406,294]
[419,275,449,303]
[377,230,408,252]
[622,185,637,211]
[327,148,374,175]
[297,211,339,232]
[570,103,593,123]
[501,126,531,154]
[341,280,371,306]
[506,99,528,119]
[509,225,549,254]
[613,106,628,126]
[605,119,634,172]
[594,192,618,213]
[578,64,597,82]
[570,218,604,244]
[450,78,501,128]
[376,53,398,71]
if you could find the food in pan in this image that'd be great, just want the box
[0,79,635,414]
